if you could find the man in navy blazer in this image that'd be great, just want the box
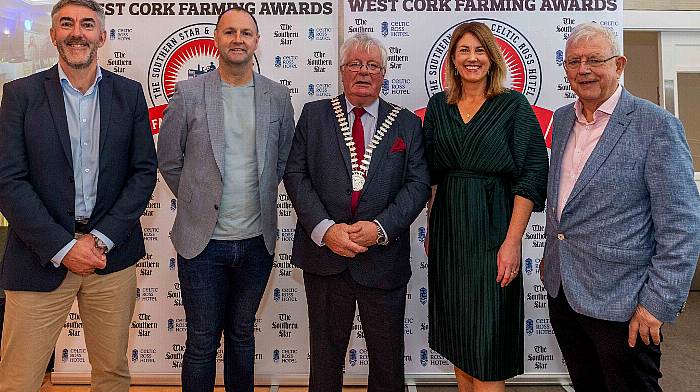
[284,33,430,392]
[542,23,700,391]
[0,0,156,389]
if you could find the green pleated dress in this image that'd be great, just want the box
[423,90,548,381]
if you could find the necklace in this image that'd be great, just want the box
[331,96,401,191]
[458,97,486,120]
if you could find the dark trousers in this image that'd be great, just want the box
[548,287,662,392]
[303,269,407,392]
[177,236,273,392]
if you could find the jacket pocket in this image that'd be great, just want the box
[178,186,192,203]
[596,243,652,265]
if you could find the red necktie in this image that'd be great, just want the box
[351,106,366,214]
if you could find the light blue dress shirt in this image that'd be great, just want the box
[51,65,114,267]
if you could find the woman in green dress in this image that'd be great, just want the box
[423,22,548,392]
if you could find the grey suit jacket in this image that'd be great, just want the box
[158,70,294,258]
[283,96,431,290]
[543,88,700,323]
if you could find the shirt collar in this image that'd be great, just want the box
[574,84,622,123]
[58,63,103,96]
[345,97,379,119]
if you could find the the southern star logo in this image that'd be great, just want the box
[424,18,542,104]
[421,19,553,147]
[146,23,259,135]
[148,23,219,107]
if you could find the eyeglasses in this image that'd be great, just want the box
[343,61,384,74]
[563,55,617,70]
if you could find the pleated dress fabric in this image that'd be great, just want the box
[423,90,548,381]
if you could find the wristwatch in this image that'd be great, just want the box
[374,221,387,245]
[91,234,109,253]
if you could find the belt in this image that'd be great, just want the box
[446,169,502,180]
[443,169,511,249]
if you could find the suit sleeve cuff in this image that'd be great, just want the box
[311,219,335,247]
[638,286,682,323]
[52,239,77,268]
[90,229,114,252]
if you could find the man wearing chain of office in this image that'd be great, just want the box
[283,33,430,392]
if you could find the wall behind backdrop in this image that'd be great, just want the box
[0,0,622,385]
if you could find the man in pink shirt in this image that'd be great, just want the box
[542,22,700,391]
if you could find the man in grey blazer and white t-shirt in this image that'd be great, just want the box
[157,7,294,392]
[542,22,700,392]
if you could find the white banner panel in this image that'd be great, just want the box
[25,0,624,384]
[342,0,623,380]
[53,0,339,380]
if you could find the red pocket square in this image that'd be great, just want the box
[390,137,406,153]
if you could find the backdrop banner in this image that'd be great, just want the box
[341,1,622,380]
[19,0,624,384]
[53,0,339,381]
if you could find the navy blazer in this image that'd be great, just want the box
[0,65,157,292]
[543,88,700,323]
[283,95,431,290]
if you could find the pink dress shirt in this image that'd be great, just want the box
[557,84,623,221]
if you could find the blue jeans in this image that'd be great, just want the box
[178,236,273,392]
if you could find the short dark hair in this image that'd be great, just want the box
[51,0,105,31]
[216,6,258,33]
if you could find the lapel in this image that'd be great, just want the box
[550,104,575,219]
[563,89,636,210]
[333,94,353,178]
[98,68,113,154]
[205,70,225,176]
[44,65,72,168]
[253,73,270,180]
[362,98,393,193]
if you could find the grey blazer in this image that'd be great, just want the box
[543,88,700,323]
[158,70,294,258]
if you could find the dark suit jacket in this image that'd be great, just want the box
[0,65,157,292]
[283,95,431,290]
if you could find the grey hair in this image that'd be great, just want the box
[339,33,388,69]
[566,22,620,56]
[51,0,106,31]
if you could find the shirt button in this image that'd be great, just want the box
[557,233,565,240]
[85,169,90,173]
[81,119,87,123]
[83,142,88,146]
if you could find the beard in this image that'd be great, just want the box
[56,37,97,69]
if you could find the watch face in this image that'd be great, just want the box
[93,236,107,250]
